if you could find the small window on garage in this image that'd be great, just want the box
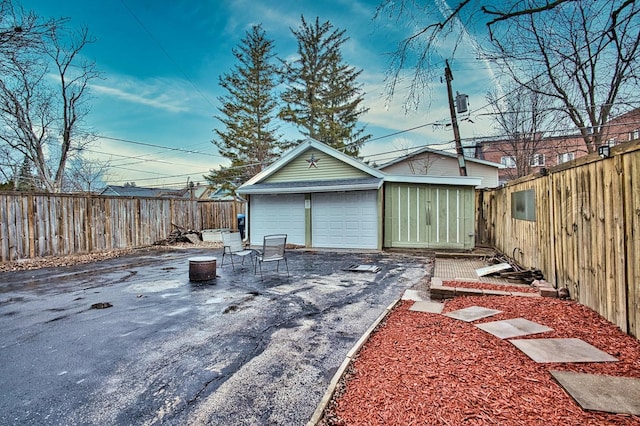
[511,189,536,221]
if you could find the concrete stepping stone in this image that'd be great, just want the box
[475,318,553,339]
[444,306,502,322]
[402,289,425,301]
[551,371,640,415]
[510,338,618,363]
[409,301,444,314]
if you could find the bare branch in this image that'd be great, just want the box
[0,3,100,192]
[482,0,575,38]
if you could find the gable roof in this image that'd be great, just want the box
[242,138,385,186]
[238,177,383,194]
[208,186,246,201]
[238,139,385,194]
[378,145,504,170]
[100,185,187,198]
[237,139,483,194]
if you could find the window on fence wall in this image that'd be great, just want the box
[511,189,536,221]
[501,156,516,168]
[557,152,575,164]
[529,153,545,167]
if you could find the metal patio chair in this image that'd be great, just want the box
[254,234,289,280]
[220,232,253,270]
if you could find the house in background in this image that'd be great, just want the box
[473,134,585,184]
[601,107,640,146]
[474,107,640,184]
[187,183,212,199]
[206,186,245,202]
[99,183,219,199]
[377,146,502,188]
[100,184,187,198]
[237,138,481,250]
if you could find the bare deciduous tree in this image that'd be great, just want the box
[375,1,640,153]
[485,82,559,178]
[63,155,110,193]
[396,140,440,175]
[0,6,100,192]
[407,151,439,175]
[0,0,55,69]
[0,143,20,186]
[490,1,640,152]
[47,26,100,189]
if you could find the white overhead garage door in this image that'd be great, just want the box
[249,194,305,246]
[312,191,378,249]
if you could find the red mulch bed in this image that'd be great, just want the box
[444,280,539,293]
[322,296,640,425]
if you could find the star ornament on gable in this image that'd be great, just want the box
[306,154,320,168]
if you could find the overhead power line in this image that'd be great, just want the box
[96,134,224,158]
[118,0,216,111]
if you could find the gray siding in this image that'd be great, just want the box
[380,154,499,188]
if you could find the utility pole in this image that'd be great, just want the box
[445,60,467,176]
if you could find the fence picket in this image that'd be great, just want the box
[476,140,640,337]
[0,194,242,262]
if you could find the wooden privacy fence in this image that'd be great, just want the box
[0,193,243,262]
[476,140,640,337]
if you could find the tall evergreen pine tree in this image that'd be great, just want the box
[207,25,288,191]
[280,16,370,157]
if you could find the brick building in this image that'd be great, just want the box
[473,108,640,183]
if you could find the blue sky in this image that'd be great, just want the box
[19,0,499,188]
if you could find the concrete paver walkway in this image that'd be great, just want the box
[551,371,640,415]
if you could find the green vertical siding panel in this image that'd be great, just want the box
[383,185,394,247]
[384,183,475,249]
[409,186,419,243]
[400,185,408,243]
[377,188,384,250]
[438,188,446,246]
[464,187,475,249]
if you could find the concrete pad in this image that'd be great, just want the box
[476,318,553,339]
[444,306,502,322]
[551,371,640,415]
[409,301,444,314]
[402,289,425,301]
[510,338,618,363]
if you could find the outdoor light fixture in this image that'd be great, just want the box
[598,145,610,158]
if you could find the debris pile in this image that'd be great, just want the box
[154,225,202,246]
[477,253,544,284]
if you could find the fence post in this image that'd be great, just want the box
[546,174,557,288]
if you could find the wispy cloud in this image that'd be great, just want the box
[90,74,208,114]
[223,0,300,38]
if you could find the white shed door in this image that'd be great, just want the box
[250,194,305,246]
[312,191,378,249]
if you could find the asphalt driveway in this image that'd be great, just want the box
[0,248,429,425]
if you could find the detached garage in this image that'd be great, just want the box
[237,139,384,249]
[237,138,481,250]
